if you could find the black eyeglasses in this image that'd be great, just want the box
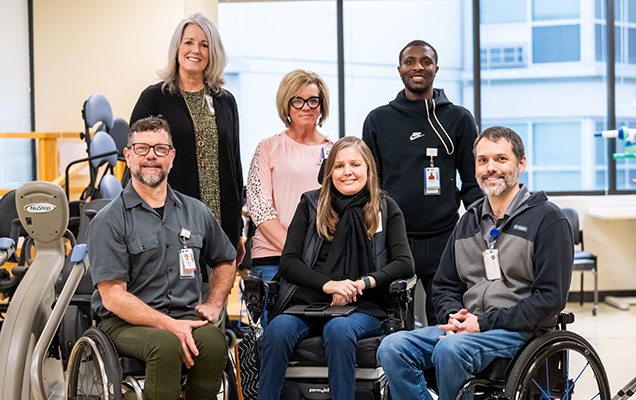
[128,143,173,157]
[289,96,321,110]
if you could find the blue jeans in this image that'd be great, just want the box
[252,265,278,282]
[257,312,383,400]
[377,326,532,400]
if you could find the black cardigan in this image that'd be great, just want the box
[130,82,243,247]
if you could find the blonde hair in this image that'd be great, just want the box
[317,137,380,240]
[276,70,330,128]
[158,13,227,94]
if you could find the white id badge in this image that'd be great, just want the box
[483,249,502,280]
[179,248,196,279]
[424,167,441,195]
[205,94,215,115]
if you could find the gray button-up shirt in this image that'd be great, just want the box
[89,184,236,319]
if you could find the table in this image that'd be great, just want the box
[588,207,636,310]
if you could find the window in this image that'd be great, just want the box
[481,46,526,68]
[533,0,580,21]
[218,1,338,174]
[0,0,34,189]
[342,0,473,139]
[481,0,603,192]
[532,25,581,63]
[481,0,526,24]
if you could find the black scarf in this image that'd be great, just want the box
[322,187,374,281]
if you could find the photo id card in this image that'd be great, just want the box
[179,248,196,279]
[205,94,215,115]
[424,167,441,195]
[483,249,502,280]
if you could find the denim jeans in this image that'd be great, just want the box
[252,265,278,282]
[257,312,383,400]
[377,326,532,400]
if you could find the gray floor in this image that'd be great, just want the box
[564,301,636,397]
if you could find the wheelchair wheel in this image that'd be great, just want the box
[219,356,239,400]
[66,327,123,400]
[504,330,610,400]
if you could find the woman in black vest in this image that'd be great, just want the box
[257,137,414,400]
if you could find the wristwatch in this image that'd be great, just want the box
[360,276,371,290]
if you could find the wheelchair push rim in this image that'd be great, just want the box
[66,327,123,400]
[504,330,611,400]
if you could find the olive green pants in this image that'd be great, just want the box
[99,316,228,400]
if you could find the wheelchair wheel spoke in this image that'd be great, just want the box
[67,327,123,400]
[505,331,611,400]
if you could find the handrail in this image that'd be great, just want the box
[0,131,79,139]
[64,150,118,199]
[0,132,82,187]
[30,244,89,400]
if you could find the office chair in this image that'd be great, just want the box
[562,207,598,316]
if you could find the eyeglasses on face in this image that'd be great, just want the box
[289,96,321,110]
[128,143,173,157]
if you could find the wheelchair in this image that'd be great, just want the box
[241,274,417,400]
[395,311,610,400]
[447,312,611,400]
[65,325,239,400]
[0,181,239,400]
[244,272,612,400]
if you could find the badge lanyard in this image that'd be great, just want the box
[424,147,440,196]
[179,228,196,279]
[483,227,502,280]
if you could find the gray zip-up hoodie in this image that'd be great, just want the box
[432,190,573,334]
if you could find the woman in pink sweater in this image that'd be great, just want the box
[246,70,333,285]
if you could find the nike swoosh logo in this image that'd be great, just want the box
[410,132,424,141]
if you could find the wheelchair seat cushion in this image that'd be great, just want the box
[120,356,146,376]
[289,334,385,368]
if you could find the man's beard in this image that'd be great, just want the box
[403,81,430,95]
[478,167,519,197]
[131,163,167,188]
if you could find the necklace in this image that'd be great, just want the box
[181,87,222,224]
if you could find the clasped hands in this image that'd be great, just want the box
[322,277,375,306]
[439,308,480,337]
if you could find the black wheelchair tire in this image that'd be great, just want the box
[504,330,611,400]
[66,327,123,400]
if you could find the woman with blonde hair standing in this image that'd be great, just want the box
[131,13,244,262]
[246,70,333,283]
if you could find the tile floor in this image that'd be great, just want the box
[563,301,636,397]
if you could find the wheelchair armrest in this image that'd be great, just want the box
[558,312,575,330]
[242,276,279,322]
[389,275,417,294]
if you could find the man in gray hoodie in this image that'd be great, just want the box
[377,126,573,400]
